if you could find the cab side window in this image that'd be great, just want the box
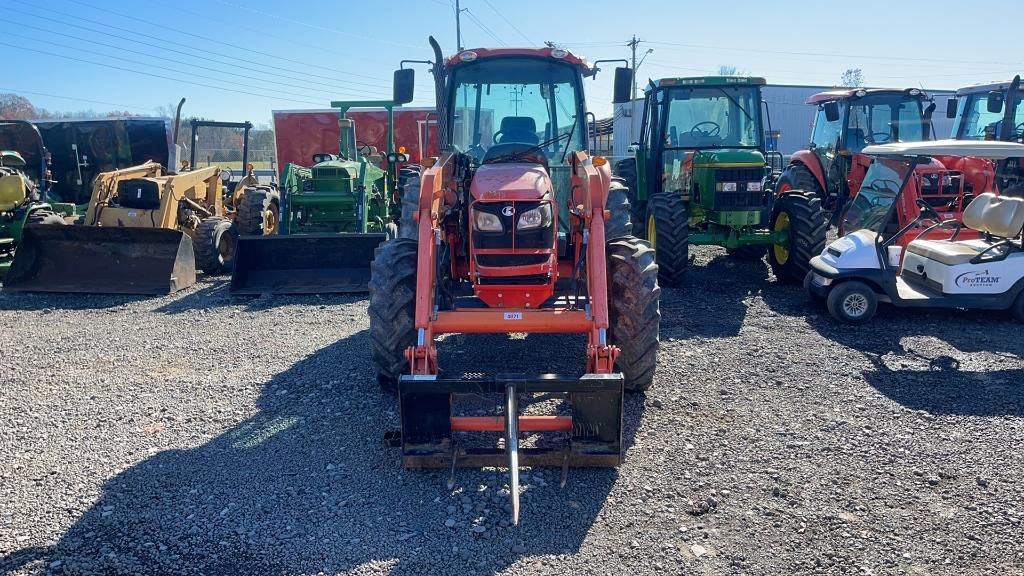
[810,105,842,153]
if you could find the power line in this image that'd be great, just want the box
[480,0,534,45]
[0,87,154,113]
[463,9,506,47]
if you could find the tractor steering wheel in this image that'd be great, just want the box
[868,131,892,144]
[916,198,943,222]
[690,121,721,138]
[1014,121,1024,137]
[356,140,374,157]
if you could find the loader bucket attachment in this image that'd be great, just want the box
[229,233,387,295]
[3,226,196,295]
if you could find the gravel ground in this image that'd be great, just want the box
[2,246,1024,576]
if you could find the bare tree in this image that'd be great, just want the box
[718,65,746,77]
[840,68,865,87]
[0,94,38,120]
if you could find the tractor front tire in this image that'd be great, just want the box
[369,238,418,394]
[606,180,632,240]
[607,236,660,392]
[399,172,421,240]
[237,186,280,236]
[768,191,827,284]
[614,158,645,235]
[194,217,236,275]
[646,193,689,287]
[826,281,878,324]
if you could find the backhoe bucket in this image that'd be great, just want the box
[3,226,196,295]
[229,233,387,295]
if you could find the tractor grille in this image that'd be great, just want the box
[715,167,764,183]
[713,167,769,211]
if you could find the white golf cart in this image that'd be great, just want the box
[806,140,1024,323]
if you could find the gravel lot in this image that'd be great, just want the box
[2,245,1023,575]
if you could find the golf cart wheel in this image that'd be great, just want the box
[606,180,632,241]
[614,158,646,236]
[369,238,418,394]
[26,210,67,226]
[646,193,689,287]
[768,191,827,284]
[398,172,421,240]
[826,281,877,324]
[777,163,824,205]
[803,271,825,304]
[237,186,280,236]
[726,245,767,261]
[194,217,236,275]
[607,236,661,392]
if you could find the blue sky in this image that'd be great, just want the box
[4,0,1023,124]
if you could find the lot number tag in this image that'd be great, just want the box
[503,312,523,320]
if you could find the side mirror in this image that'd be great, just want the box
[987,90,1004,114]
[824,101,840,123]
[946,97,958,119]
[612,67,633,104]
[393,69,415,105]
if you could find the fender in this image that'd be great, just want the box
[784,150,826,194]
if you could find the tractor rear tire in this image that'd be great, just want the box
[726,245,767,261]
[237,186,280,236]
[194,217,236,275]
[777,163,824,203]
[399,172,421,240]
[646,193,689,287]
[614,158,646,237]
[768,191,827,284]
[26,210,67,226]
[369,238,418,394]
[607,236,660,392]
[606,180,632,240]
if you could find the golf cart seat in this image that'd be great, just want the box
[906,193,1024,265]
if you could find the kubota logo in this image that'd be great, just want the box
[955,269,1001,288]
[501,206,515,217]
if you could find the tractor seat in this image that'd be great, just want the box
[495,117,540,145]
[906,193,1024,265]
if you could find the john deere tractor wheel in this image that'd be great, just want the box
[645,193,689,287]
[399,171,421,240]
[726,245,767,261]
[768,191,827,284]
[607,236,660,392]
[194,217,236,274]
[369,238,418,394]
[614,158,645,234]
[237,186,280,236]
[777,163,824,204]
[26,210,67,226]
[606,180,632,240]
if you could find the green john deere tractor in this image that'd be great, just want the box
[0,121,76,280]
[230,100,418,294]
[615,77,826,286]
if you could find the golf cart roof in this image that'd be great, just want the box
[954,76,1021,97]
[647,77,766,91]
[806,88,927,104]
[863,139,1024,159]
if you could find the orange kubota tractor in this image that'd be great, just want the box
[370,38,659,524]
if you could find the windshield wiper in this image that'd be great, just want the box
[716,88,755,124]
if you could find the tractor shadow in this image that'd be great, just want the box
[659,249,772,340]
[0,332,641,575]
[153,276,368,314]
[0,289,148,311]
[761,285,1024,417]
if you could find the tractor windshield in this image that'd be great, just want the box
[845,94,927,152]
[842,157,911,234]
[0,123,44,183]
[953,91,1023,141]
[661,86,762,149]
[448,57,585,164]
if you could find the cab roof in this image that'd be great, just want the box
[646,76,766,92]
[806,88,927,105]
[863,139,1024,159]
[445,47,592,74]
[954,76,1021,97]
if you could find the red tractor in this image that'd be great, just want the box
[778,88,936,219]
[370,38,658,523]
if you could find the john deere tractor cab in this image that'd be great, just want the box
[617,76,826,285]
[947,75,1024,194]
[229,100,411,294]
[779,88,935,219]
[0,121,74,279]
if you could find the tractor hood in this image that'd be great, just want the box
[470,163,552,201]
[691,149,766,167]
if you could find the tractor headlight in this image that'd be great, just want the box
[716,182,738,192]
[474,210,503,232]
[746,181,762,192]
[517,204,552,230]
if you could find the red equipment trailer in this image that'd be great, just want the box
[370,39,656,524]
[272,107,438,177]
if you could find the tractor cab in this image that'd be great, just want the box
[807,140,1024,323]
[948,76,1024,194]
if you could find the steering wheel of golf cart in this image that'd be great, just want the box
[916,198,943,222]
[868,131,892,144]
[690,121,721,138]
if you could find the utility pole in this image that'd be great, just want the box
[455,0,465,51]
[627,35,640,142]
